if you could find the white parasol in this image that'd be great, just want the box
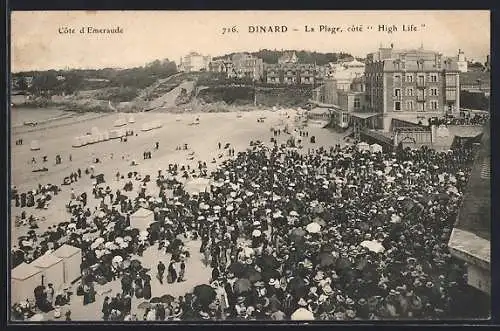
[360,240,385,253]
[252,230,262,237]
[306,222,321,234]
[112,255,123,264]
[390,214,402,224]
[30,314,45,321]
[291,308,315,321]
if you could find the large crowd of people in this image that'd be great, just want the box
[11,120,486,321]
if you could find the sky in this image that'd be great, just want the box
[11,10,490,72]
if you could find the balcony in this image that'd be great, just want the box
[417,80,426,88]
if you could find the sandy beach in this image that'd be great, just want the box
[11,109,346,243]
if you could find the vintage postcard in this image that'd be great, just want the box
[9,10,490,322]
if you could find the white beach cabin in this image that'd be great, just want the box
[31,253,64,287]
[53,244,82,284]
[11,262,43,304]
[130,208,154,231]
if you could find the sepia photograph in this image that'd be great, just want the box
[9,10,491,322]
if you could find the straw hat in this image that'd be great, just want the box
[298,298,308,306]
[323,285,333,296]
[237,296,246,304]
[314,272,325,282]
[268,278,278,286]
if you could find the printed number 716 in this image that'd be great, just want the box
[222,26,238,34]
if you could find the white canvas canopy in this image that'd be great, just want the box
[357,142,370,152]
[141,123,152,131]
[109,129,125,139]
[102,130,110,141]
[141,121,162,132]
[53,244,82,284]
[31,253,64,287]
[130,208,154,231]
[114,118,127,127]
[370,143,383,153]
[360,240,385,253]
[90,134,100,144]
[80,135,90,145]
[184,178,210,195]
[11,262,43,303]
[72,137,83,148]
[30,140,40,151]
[128,115,135,123]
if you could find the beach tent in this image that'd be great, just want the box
[31,253,64,287]
[72,137,82,148]
[30,140,40,151]
[130,208,154,231]
[141,123,152,132]
[102,130,110,141]
[114,118,127,127]
[184,178,210,196]
[370,143,383,154]
[11,262,43,304]
[109,130,119,139]
[53,244,82,284]
[128,115,135,123]
[80,135,89,146]
[357,142,370,152]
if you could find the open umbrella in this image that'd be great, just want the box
[234,278,252,294]
[160,294,175,304]
[229,262,246,277]
[257,255,280,270]
[101,254,113,263]
[317,251,336,268]
[112,255,123,264]
[312,217,326,227]
[360,240,385,253]
[261,269,281,282]
[252,229,262,237]
[287,277,307,298]
[243,268,262,283]
[243,247,254,258]
[115,237,124,244]
[290,228,307,243]
[336,257,352,270]
[150,297,162,304]
[306,222,321,234]
[291,308,315,321]
[193,284,216,306]
[130,259,142,270]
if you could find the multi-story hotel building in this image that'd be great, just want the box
[179,52,211,72]
[229,53,264,80]
[365,46,461,129]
